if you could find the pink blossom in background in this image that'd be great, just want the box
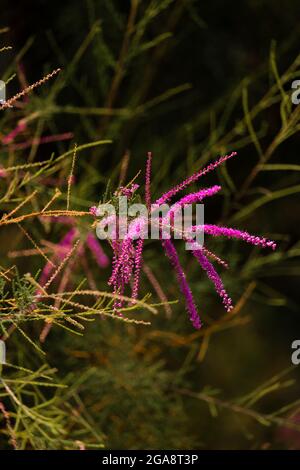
[0,166,7,178]
[190,224,276,250]
[37,218,109,294]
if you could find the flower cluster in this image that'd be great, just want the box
[91,151,276,328]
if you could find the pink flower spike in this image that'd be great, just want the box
[201,246,229,269]
[113,277,125,312]
[58,228,77,249]
[156,151,237,205]
[192,224,276,250]
[89,206,98,216]
[191,245,233,312]
[108,238,133,286]
[86,233,110,268]
[162,239,201,329]
[145,151,152,211]
[166,186,222,219]
[131,238,144,301]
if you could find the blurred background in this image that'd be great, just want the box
[0,0,300,450]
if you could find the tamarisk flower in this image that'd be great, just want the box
[162,238,201,329]
[191,244,233,312]
[94,150,276,327]
[163,185,222,227]
[107,216,146,310]
[145,151,152,211]
[89,206,98,216]
[116,183,139,198]
[156,152,238,205]
[190,224,276,250]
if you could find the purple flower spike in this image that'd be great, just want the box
[107,216,148,311]
[38,227,77,289]
[192,224,277,250]
[132,238,144,301]
[118,183,139,198]
[166,186,222,219]
[162,239,201,329]
[59,227,77,248]
[109,237,135,287]
[89,206,98,216]
[156,151,237,205]
[145,151,152,211]
[191,245,233,312]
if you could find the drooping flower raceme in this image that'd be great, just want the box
[162,238,201,329]
[38,219,109,293]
